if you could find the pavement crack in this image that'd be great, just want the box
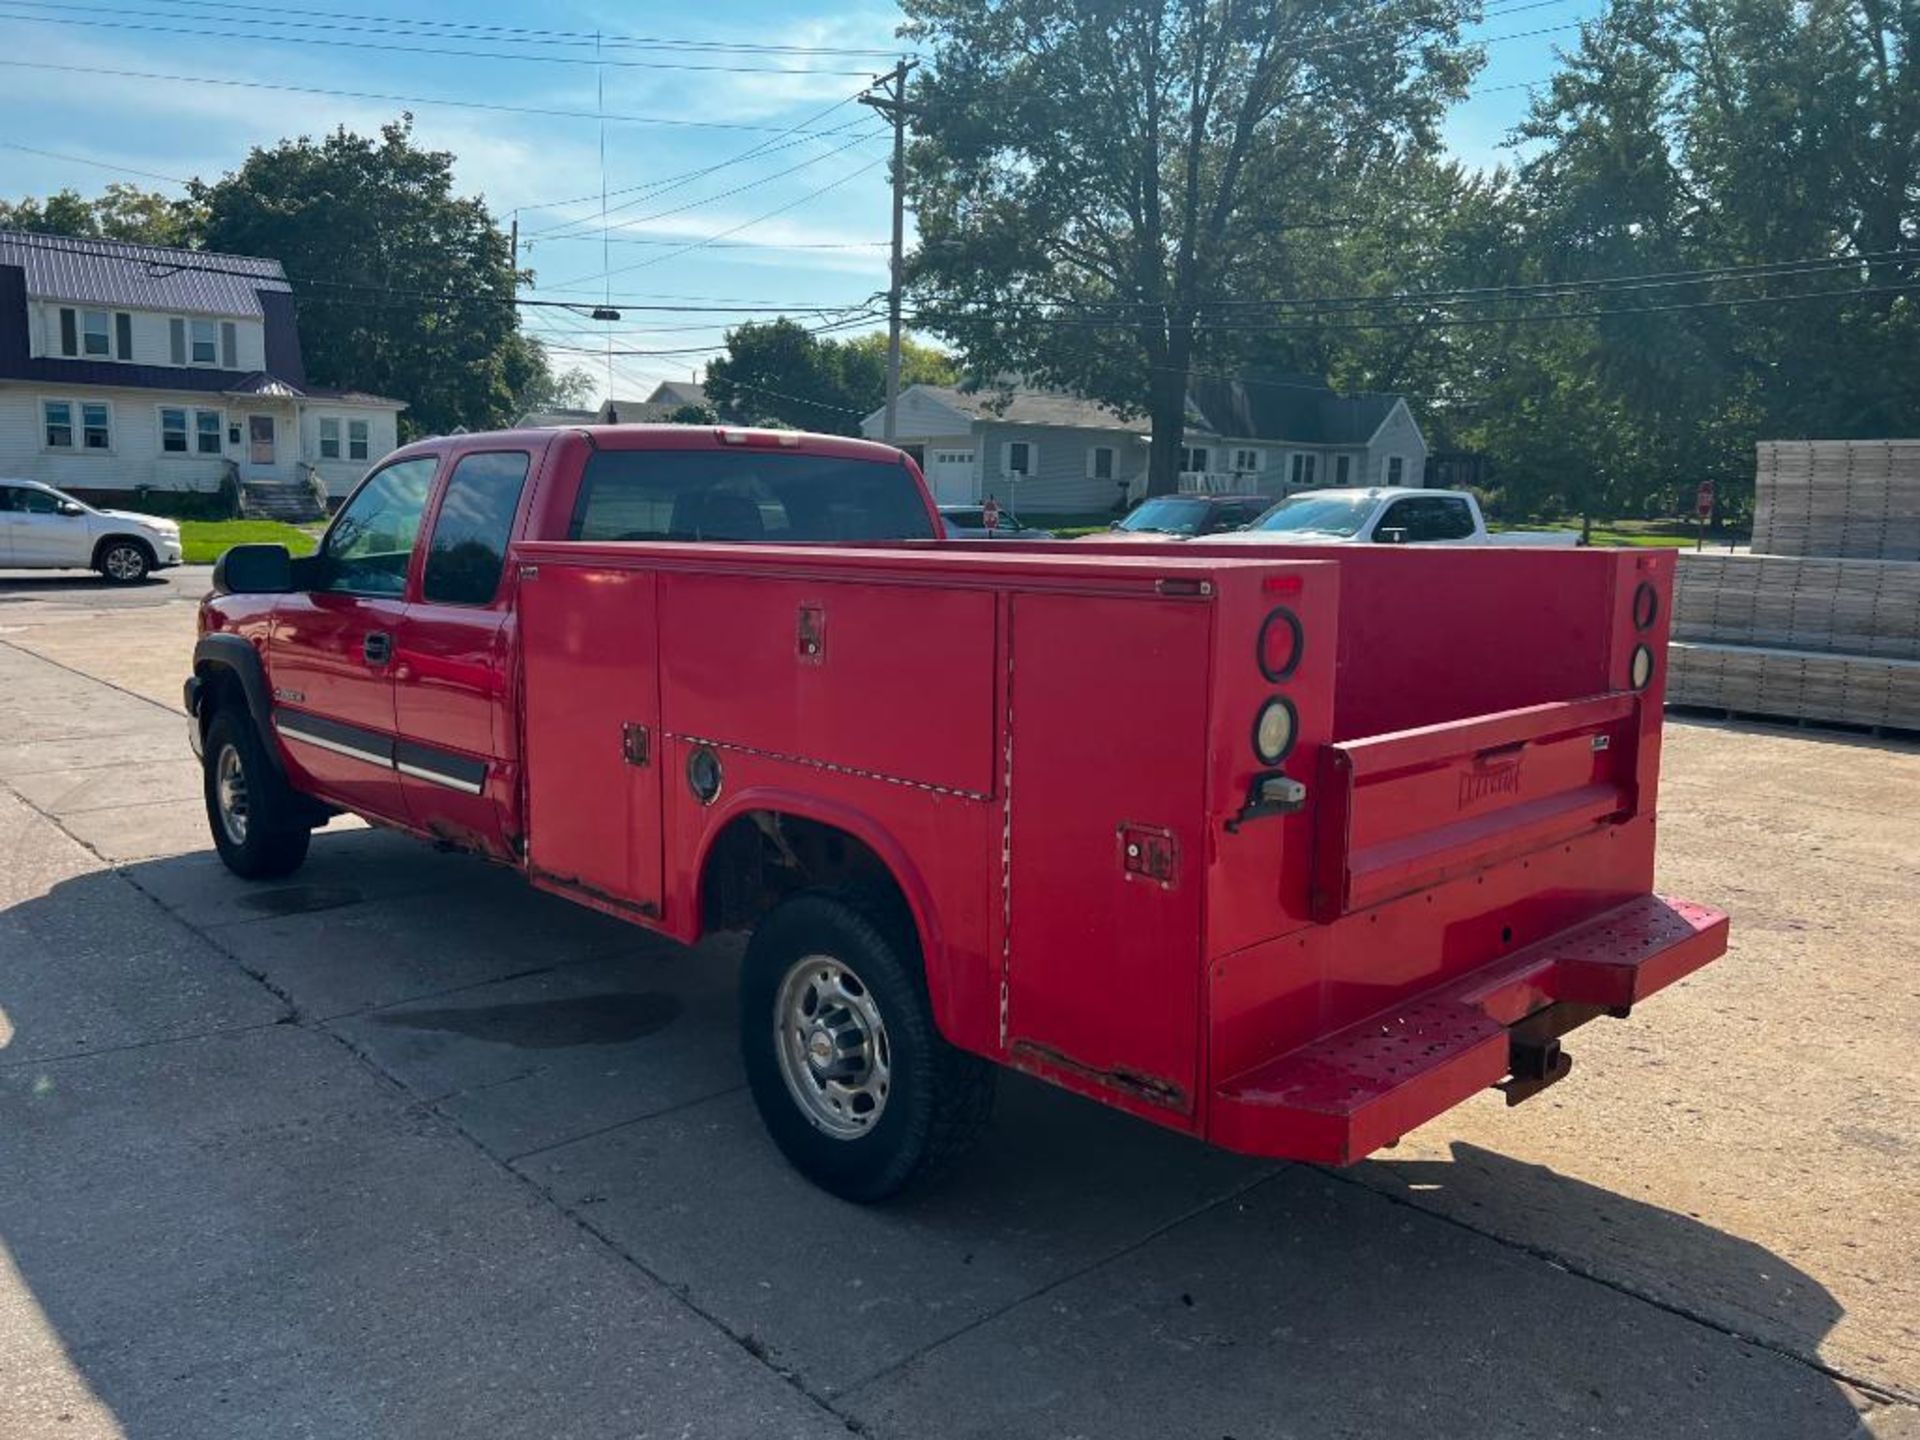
[503,1083,748,1164]
[1318,1166,1920,1409]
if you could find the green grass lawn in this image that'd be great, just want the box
[178,520,321,566]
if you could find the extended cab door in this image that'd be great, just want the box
[268,455,438,821]
[389,448,535,855]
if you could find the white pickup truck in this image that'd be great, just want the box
[1210,487,1579,547]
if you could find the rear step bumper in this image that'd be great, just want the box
[1209,895,1729,1165]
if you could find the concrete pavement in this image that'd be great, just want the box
[1,571,1915,1438]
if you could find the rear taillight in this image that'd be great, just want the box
[1257,607,1303,682]
[1253,697,1298,765]
[1630,645,1654,690]
[1633,581,1659,630]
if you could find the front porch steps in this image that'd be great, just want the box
[241,480,328,523]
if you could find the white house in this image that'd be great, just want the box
[861,375,1428,517]
[0,230,405,507]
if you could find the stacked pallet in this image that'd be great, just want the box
[1750,440,1920,559]
[1673,554,1920,660]
[1670,440,1920,732]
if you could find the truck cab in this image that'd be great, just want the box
[187,425,1725,1202]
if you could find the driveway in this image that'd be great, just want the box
[1,572,1915,1438]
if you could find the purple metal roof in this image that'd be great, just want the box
[0,230,290,317]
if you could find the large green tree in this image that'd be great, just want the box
[0,182,199,245]
[704,319,957,433]
[193,119,537,438]
[901,0,1479,492]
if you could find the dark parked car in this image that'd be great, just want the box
[938,505,1055,539]
[1090,493,1272,540]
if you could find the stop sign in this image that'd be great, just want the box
[1695,480,1715,518]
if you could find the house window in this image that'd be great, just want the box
[1006,440,1033,476]
[1088,445,1115,480]
[162,407,223,454]
[43,400,73,449]
[1335,455,1351,485]
[1289,453,1318,487]
[348,419,370,461]
[319,417,341,460]
[1232,448,1259,473]
[82,402,111,450]
[1179,446,1210,474]
[82,310,111,357]
[190,319,218,365]
[1388,456,1405,485]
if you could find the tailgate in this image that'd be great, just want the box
[1309,693,1640,922]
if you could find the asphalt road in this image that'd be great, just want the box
[1,570,1915,1438]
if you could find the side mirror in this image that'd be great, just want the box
[213,543,293,595]
[56,500,85,516]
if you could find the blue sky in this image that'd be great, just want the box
[0,0,1605,403]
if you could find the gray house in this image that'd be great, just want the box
[861,376,1427,518]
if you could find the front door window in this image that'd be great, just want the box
[249,414,276,466]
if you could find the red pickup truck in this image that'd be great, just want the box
[187,425,1727,1200]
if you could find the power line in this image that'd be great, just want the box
[0,230,885,316]
[0,58,881,135]
[0,2,887,74]
[0,139,191,185]
[914,280,1920,338]
[125,0,919,57]
[515,99,871,227]
[913,251,1920,319]
[538,156,891,292]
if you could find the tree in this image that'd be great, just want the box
[704,319,958,433]
[0,182,198,245]
[901,0,1478,492]
[193,118,531,438]
[512,341,600,416]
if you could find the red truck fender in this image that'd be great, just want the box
[690,785,959,1026]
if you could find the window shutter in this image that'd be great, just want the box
[115,312,133,360]
[59,307,77,356]
[221,322,238,369]
[169,318,186,365]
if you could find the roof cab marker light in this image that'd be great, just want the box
[717,428,802,447]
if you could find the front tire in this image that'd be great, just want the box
[740,891,994,1202]
[203,707,311,879]
[96,539,152,585]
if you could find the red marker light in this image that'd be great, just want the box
[1263,574,1303,595]
[1258,607,1303,682]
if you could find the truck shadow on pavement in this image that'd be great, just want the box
[0,834,1885,1438]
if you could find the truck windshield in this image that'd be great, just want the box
[1246,494,1376,537]
[569,450,936,544]
[1114,497,1216,535]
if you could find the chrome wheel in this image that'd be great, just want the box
[102,544,147,582]
[774,954,891,1139]
[215,743,250,847]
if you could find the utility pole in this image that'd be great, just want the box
[860,58,919,443]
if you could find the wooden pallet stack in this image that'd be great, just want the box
[1749,440,1920,559]
[1671,441,1920,731]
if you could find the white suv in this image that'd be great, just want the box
[0,479,183,583]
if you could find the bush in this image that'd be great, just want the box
[128,482,239,521]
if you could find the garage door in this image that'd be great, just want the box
[925,450,975,505]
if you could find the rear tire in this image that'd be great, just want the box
[203,707,311,879]
[96,539,152,585]
[740,891,994,1202]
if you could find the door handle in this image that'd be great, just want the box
[363,632,392,666]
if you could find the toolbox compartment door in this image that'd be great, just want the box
[1310,692,1639,922]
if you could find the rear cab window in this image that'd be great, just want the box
[569,449,935,544]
